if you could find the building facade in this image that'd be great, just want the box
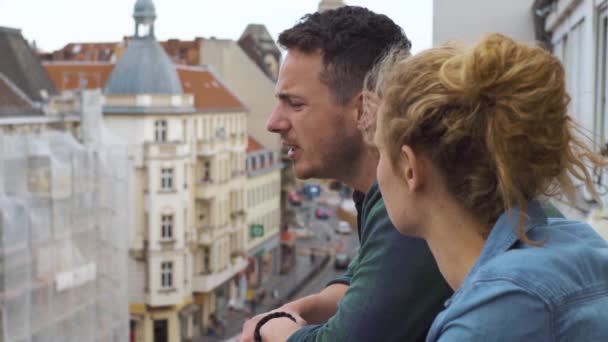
[42,1,250,340]
[531,0,608,231]
[244,138,281,299]
[0,25,129,340]
[432,0,608,236]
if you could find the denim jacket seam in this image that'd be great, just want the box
[554,285,608,309]
[469,277,556,341]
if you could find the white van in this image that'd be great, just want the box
[336,220,352,235]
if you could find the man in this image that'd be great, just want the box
[240,6,452,341]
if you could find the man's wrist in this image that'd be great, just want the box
[260,316,301,341]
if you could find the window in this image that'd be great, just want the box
[184,165,188,189]
[269,152,274,166]
[260,155,266,168]
[203,161,211,181]
[160,168,173,190]
[155,120,168,142]
[182,119,187,141]
[203,247,210,273]
[251,158,257,171]
[161,214,173,239]
[161,262,173,288]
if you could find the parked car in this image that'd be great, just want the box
[315,208,330,220]
[335,221,352,235]
[301,183,322,200]
[288,191,302,206]
[334,253,350,270]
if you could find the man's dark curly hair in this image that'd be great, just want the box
[278,6,411,104]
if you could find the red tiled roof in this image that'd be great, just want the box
[43,62,114,91]
[177,66,246,111]
[247,136,265,153]
[41,42,123,62]
[43,62,247,112]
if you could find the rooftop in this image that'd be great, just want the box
[0,26,56,102]
[0,73,41,117]
[43,62,247,112]
[105,38,184,95]
[247,136,265,153]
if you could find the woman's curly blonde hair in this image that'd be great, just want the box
[374,33,607,242]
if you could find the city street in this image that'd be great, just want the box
[290,191,360,298]
[216,188,360,342]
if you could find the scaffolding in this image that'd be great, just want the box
[0,127,129,341]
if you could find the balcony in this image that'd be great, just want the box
[196,180,217,199]
[196,177,245,199]
[197,139,230,156]
[146,286,182,307]
[144,142,189,158]
[192,256,248,293]
[197,224,231,245]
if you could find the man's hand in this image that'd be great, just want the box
[239,308,306,342]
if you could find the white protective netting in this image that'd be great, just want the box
[0,124,129,341]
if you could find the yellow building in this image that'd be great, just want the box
[244,138,282,297]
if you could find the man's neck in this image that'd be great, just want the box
[342,148,378,193]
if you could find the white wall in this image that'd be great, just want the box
[433,0,537,46]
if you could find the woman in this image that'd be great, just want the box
[373,33,608,340]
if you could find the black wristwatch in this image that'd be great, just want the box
[253,311,297,342]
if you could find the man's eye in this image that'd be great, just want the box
[291,102,304,109]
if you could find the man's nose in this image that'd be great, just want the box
[266,105,290,133]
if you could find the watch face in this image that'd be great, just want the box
[264,54,279,79]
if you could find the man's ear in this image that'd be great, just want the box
[400,145,425,191]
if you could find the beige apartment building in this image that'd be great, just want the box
[44,1,251,340]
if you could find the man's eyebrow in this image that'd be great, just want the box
[276,92,305,102]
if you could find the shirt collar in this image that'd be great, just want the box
[352,189,366,207]
[467,199,548,278]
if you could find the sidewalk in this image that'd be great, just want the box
[201,252,330,342]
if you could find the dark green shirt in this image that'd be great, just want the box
[288,183,452,341]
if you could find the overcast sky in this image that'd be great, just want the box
[0,0,432,53]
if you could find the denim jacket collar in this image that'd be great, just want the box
[447,200,548,306]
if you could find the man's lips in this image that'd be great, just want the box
[282,142,300,159]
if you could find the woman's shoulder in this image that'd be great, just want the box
[471,219,608,304]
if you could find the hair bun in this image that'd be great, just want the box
[439,33,549,106]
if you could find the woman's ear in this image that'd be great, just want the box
[400,145,425,191]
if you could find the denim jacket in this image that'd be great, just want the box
[427,200,608,341]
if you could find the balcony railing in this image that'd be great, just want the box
[144,142,189,157]
[192,256,248,293]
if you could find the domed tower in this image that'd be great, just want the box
[133,0,157,38]
[104,0,185,96]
